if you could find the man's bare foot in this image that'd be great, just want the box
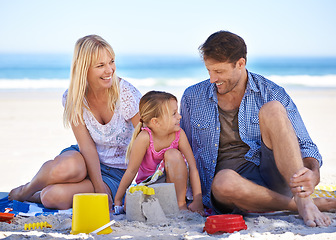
[295,195,331,227]
[8,183,34,202]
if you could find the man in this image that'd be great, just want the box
[180,30,335,227]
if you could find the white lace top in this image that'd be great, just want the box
[62,78,142,169]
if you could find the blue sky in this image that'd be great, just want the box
[0,0,335,57]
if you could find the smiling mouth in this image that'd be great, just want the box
[216,82,223,86]
[101,76,112,80]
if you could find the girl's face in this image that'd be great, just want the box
[87,49,116,91]
[163,99,181,133]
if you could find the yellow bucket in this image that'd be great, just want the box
[71,193,113,235]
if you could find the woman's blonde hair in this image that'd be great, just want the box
[63,35,120,127]
[126,91,177,161]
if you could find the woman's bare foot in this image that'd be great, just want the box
[29,192,42,203]
[8,183,34,202]
[295,195,331,227]
[313,197,336,212]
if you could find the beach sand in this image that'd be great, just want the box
[0,88,336,239]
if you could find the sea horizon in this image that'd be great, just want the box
[1,54,336,91]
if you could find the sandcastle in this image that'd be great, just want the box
[125,183,179,222]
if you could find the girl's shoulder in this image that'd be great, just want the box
[135,128,151,146]
[177,128,188,144]
[178,128,186,137]
[139,127,151,139]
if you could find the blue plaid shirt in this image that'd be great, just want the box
[180,71,322,208]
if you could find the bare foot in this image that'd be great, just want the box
[178,202,188,211]
[295,195,331,227]
[8,183,34,202]
[29,192,42,203]
[313,197,336,212]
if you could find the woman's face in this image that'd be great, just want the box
[87,49,116,91]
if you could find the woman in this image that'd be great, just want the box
[9,35,141,210]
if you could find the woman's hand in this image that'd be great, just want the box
[93,183,113,211]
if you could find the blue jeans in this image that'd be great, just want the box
[60,144,125,203]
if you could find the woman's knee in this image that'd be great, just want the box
[50,152,87,182]
[40,185,72,209]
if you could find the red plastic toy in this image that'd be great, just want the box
[203,214,247,234]
[0,208,15,224]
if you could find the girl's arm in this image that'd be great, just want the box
[114,131,149,207]
[71,122,106,194]
[178,129,204,213]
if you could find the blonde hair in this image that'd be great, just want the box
[126,91,177,161]
[63,35,120,127]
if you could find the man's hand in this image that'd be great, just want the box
[290,158,320,198]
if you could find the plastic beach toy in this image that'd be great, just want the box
[128,185,155,195]
[203,214,247,234]
[71,193,112,235]
[24,221,52,230]
[0,208,15,223]
[91,220,116,234]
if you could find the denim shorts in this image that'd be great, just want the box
[211,141,291,214]
[60,144,126,203]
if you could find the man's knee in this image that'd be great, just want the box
[259,101,287,123]
[212,169,239,197]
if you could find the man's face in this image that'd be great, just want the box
[204,58,244,95]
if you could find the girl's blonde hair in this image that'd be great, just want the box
[63,35,120,127]
[126,90,177,161]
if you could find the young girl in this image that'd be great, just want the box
[114,91,204,213]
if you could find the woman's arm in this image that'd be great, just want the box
[71,122,106,194]
[178,129,204,213]
[131,113,140,128]
[114,131,149,207]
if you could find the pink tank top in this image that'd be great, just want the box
[136,127,181,183]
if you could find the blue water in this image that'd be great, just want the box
[0,53,336,89]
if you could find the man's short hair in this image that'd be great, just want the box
[199,30,247,64]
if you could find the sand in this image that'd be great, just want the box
[0,87,336,239]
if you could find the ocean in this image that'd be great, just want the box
[0,54,336,92]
